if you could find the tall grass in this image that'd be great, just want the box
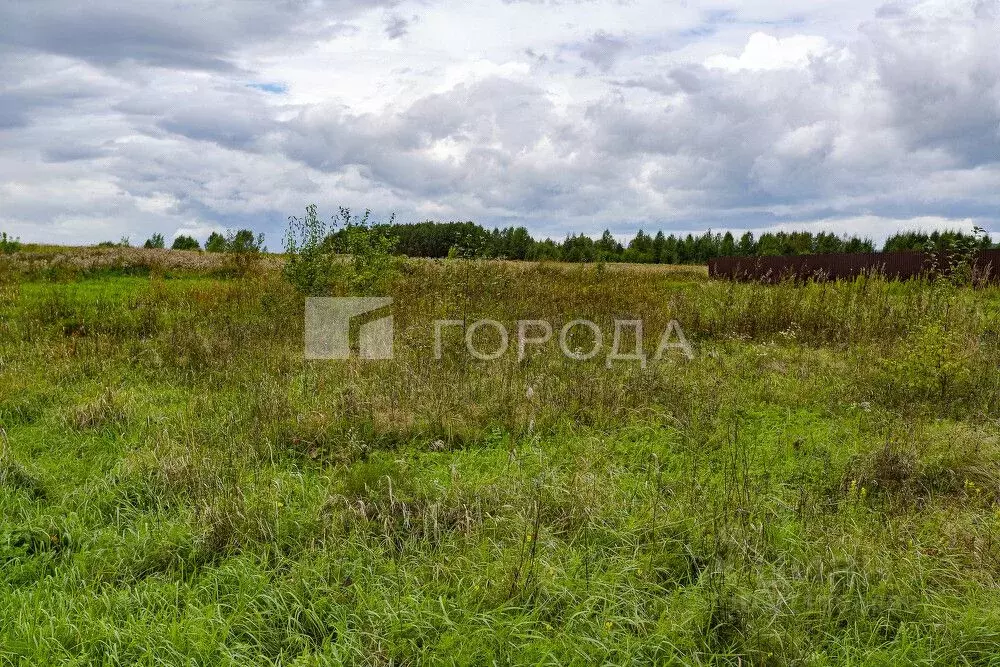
[0,257,998,664]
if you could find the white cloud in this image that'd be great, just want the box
[705,33,834,71]
[0,0,998,247]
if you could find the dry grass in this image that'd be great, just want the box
[0,256,999,664]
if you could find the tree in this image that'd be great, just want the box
[505,227,533,260]
[678,234,696,263]
[562,234,596,262]
[756,233,783,256]
[171,235,201,251]
[205,232,227,253]
[694,231,718,262]
[284,204,336,295]
[845,236,875,253]
[627,230,654,263]
[596,230,622,261]
[529,238,561,261]
[143,233,165,249]
[663,235,679,264]
[720,231,736,257]
[0,232,21,254]
[814,232,844,254]
[97,237,131,248]
[227,229,265,253]
[652,231,666,263]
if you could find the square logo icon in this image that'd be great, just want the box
[305,297,394,360]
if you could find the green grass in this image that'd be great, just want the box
[1,259,1000,664]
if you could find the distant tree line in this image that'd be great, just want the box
[881,229,994,253]
[324,221,995,264]
[95,220,996,265]
[134,230,265,254]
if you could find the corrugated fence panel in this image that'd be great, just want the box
[708,250,1000,283]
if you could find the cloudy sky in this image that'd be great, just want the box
[1,0,998,247]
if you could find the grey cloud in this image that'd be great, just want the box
[975,0,999,19]
[669,66,706,94]
[572,5,998,221]
[154,95,279,151]
[613,75,678,95]
[283,77,557,175]
[0,0,396,71]
[154,0,1000,232]
[384,14,414,39]
[402,78,555,149]
[0,8,236,71]
[1,0,998,246]
[874,3,908,18]
[862,7,1000,167]
[42,144,111,163]
[275,75,626,217]
[0,54,119,130]
[0,97,30,129]
[578,31,628,72]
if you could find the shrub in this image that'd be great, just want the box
[283,204,337,296]
[334,207,400,295]
[345,228,399,294]
[227,229,265,254]
[205,232,227,253]
[283,205,399,296]
[96,236,131,248]
[216,229,266,277]
[171,235,201,251]
[143,234,166,249]
[882,320,977,403]
[1,233,22,254]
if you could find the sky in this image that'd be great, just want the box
[1,0,998,248]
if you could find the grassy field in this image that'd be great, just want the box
[1,251,1000,665]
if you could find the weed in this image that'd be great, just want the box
[0,254,998,664]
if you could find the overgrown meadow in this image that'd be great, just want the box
[2,248,1000,665]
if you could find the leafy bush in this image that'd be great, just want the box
[205,227,264,252]
[143,234,165,249]
[937,225,990,286]
[227,229,265,254]
[197,229,266,274]
[283,204,336,296]
[881,319,977,403]
[339,219,400,295]
[283,205,399,296]
[171,235,201,251]
[96,237,131,248]
[205,232,227,253]
[217,229,266,277]
[0,232,21,254]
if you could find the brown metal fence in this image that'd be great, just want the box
[708,249,1000,283]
